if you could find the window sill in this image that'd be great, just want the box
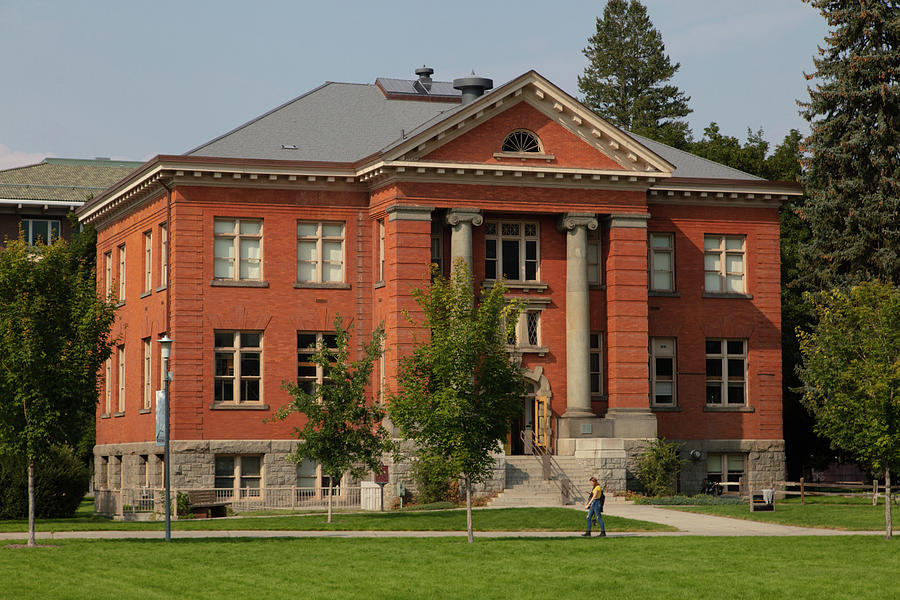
[649,290,679,298]
[374,281,385,289]
[139,290,152,299]
[154,285,167,293]
[508,345,549,356]
[112,411,125,417]
[138,408,151,415]
[704,405,755,413]
[702,292,753,300]
[100,413,111,419]
[492,151,556,161]
[590,395,608,403]
[294,282,351,290]
[483,280,548,292]
[115,301,125,308]
[651,405,682,412]
[210,403,270,411]
[210,280,270,288]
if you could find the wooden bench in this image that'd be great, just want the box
[187,490,229,518]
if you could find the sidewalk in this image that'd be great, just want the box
[0,505,883,541]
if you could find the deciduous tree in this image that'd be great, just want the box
[274,316,392,523]
[797,281,900,539]
[578,0,692,147]
[389,261,526,543]
[0,236,116,546]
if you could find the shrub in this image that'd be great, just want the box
[634,437,683,497]
[0,446,89,519]
[635,494,744,506]
[176,492,192,517]
[410,452,459,504]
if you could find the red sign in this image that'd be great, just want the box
[375,464,389,484]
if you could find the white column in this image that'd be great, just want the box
[559,213,598,417]
[444,208,483,275]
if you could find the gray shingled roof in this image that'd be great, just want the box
[0,158,143,203]
[188,82,460,163]
[188,76,764,181]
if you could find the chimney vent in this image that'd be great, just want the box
[414,66,434,92]
[453,72,493,105]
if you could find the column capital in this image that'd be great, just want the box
[386,205,434,222]
[557,212,598,232]
[606,213,650,228]
[445,207,483,227]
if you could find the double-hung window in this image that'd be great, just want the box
[143,231,153,293]
[214,218,262,281]
[485,221,539,282]
[649,233,675,292]
[297,458,342,498]
[587,229,602,285]
[377,219,385,282]
[705,339,747,405]
[431,220,443,275]
[297,222,344,283]
[297,332,338,394]
[22,218,60,245]
[118,244,126,301]
[159,223,168,287]
[142,338,152,410]
[214,331,262,404]
[590,333,604,399]
[117,345,125,413]
[704,235,745,293]
[104,251,113,299]
[104,358,112,415]
[707,454,745,493]
[214,455,262,499]
[650,338,676,406]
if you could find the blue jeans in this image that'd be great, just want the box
[586,500,605,533]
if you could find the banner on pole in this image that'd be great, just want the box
[156,390,167,447]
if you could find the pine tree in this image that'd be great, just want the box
[799,0,900,288]
[578,0,692,146]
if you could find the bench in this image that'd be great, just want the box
[187,490,230,518]
[750,489,775,512]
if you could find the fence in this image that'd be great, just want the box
[779,478,895,505]
[94,486,365,517]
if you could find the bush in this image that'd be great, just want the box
[410,452,459,505]
[0,446,89,519]
[634,437,683,497]
[635,494,744,506]
[176,492,192,518]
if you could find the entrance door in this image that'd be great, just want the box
[534,394,549,451]
[506,384,538,455]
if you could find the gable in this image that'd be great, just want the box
[420,101,624,170]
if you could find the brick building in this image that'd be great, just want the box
[78,69,799,508]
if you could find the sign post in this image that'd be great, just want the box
[374,464,389,511]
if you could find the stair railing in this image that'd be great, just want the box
[519,429,586,505]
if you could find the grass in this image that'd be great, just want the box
[668,499,897,530]
[0,501,673,534]
[1,536,896,599]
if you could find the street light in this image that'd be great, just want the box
[156,335,173,542]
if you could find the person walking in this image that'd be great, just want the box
[581,476,606,537]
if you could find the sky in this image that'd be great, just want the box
[0,0,829,170]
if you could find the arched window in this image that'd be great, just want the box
[501,130,542,153]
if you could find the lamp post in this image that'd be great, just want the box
[156,335,173,542]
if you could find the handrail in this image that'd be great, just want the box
[518,429,586,505]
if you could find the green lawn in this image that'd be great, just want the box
[668,500,897,530]
[0,502,673,533]
[1,536,895,599]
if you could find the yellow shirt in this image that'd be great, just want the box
[590,484,602,502]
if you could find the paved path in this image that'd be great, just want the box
[0,505,883,541]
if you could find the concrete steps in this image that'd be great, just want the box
[486,456,593,508]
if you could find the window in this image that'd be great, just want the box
[297,332,338,394]
[142,338,152,410]
[143,231,153,293]
[707,454,745,493]
[650,338,676,406]
[485,221,539,281]
[587,229,602,285]
[117,345,125,413]
[159,333,168,390]
[118,244,126,301]
[138,455,149,488]
[104,251,112,299]
[501,130,541,153]
[214,455,262,499]
[377,219,385,282]
[430,220,443,274]
[649,233,674,292]
[22,218,60,245]
[214,218,262,281]
[104,358,112,414]
[214,331,262,403]
[704,235,745,293]
[297,221,344,283]
[159,223,168,287]
[297,458,341,497]
[706,339,747,405]
[590,333,604,398]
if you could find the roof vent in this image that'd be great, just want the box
[414,66,434,93]
[453,72,493,105]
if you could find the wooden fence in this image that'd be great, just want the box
[779,478,895,505]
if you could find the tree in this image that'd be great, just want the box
[389,261,527,543]
[274,316,392,523]
[634,438,683,497]
[797,281,900,539]
[0,236,116,546]
[798,0,900,289]
[578,0,692,147]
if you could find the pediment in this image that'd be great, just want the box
[378,71,674,178]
